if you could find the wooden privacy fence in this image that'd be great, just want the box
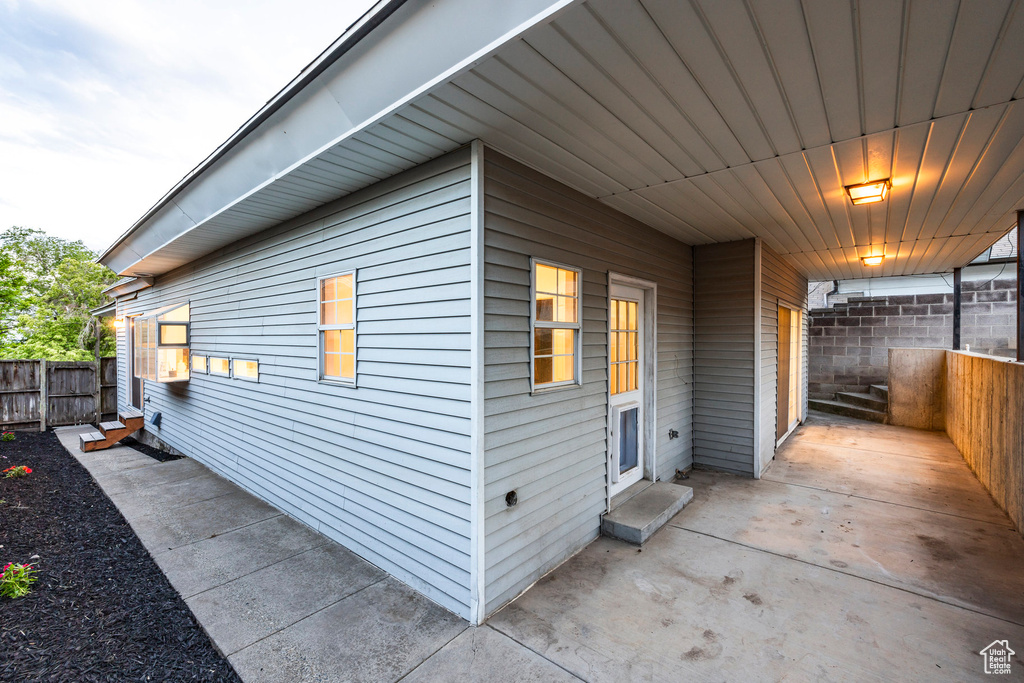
[0,359,118,431]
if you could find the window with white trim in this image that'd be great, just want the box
[531,260,581,390]
[233,359,259,382]
[319,271,355,383]
[209,357,230,377]
[191,355,207,374]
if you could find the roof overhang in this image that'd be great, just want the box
[90,301,117,317]
[102,276,154,297]
[100,0,1024,282]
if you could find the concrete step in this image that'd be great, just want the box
[808,398,887,424]
[836,391,887,412]
[869,384,889,401]
[601,482,694,545]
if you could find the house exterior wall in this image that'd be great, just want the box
[480,149,695,616]
[759,244,809,472]
[808,278,1018,398]
[115,148,476,619]
[693,240,756,476]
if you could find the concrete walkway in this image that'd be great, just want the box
[56,414,1024,681]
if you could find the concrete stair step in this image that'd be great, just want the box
[601,482,694,545]
[836,391,888,411]
[808,398,887,424]
[869,384,889,401]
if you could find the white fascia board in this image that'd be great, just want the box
[101,0,579,276]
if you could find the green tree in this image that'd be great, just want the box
[0,227,118,360]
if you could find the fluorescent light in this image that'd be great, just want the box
[846,179,890,205]
[861,255,885,266]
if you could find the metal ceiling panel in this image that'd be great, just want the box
[111,0,1024,283]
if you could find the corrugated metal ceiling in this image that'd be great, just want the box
[120,0,1024,281]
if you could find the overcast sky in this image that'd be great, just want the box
[0,0,377,253]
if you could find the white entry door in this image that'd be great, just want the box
[609,284,645,497]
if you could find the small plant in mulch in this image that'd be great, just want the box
[0,562,38,599]
[2,465,31,479]
[0,432,14,442]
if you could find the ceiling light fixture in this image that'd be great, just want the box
[861,255,885,266]
[845,179,891,205]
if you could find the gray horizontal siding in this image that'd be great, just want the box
[694,240,755,476]
[760,243,809,471]
[116,148,475,618]
[482,149,694,616]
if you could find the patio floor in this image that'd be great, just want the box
[56,412,1024,681]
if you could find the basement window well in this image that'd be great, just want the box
[134,303,190,383]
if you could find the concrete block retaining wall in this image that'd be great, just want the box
[809,279,1017,399]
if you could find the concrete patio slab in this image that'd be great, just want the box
[764,440,1013,526]
[53,415,1024,682]
[227,578,467,683]
[186,543,386,656]
[677,470,1024,624]
[128,489,281,554]
[403,626,582,682]
[107,471,245,520]
[489,530,1024,681]
[153,514,324,598]
[96,456,208,495]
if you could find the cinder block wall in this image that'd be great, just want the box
[809,279,1017,398]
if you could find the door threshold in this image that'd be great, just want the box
[610,479,653,512]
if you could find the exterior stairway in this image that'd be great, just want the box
[79,409,145,452]
[809,384,889,423]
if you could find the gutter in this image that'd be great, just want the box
[98,0,409,265]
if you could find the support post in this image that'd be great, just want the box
[1017,211,1023,361]
[38,359,47,432]
[953,267,962,351]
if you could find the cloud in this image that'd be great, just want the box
[0,0,376,252]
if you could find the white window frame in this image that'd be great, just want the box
[209,357,231,377]
[232,358,260,383]
[317,270,357,387]
[530,257,583,394]
[191,354,208,374]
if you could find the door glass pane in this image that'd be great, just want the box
[619,407,638,473]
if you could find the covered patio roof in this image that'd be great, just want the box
[100,0,1024,282]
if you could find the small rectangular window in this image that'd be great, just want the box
[233,359,259,382]
[532,260,581,391]
[191,355,207,374]
[210,357,230,377]
[318,272,356,384]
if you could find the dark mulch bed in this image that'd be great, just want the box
[0,431,240,682]
[118,436,183,463]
